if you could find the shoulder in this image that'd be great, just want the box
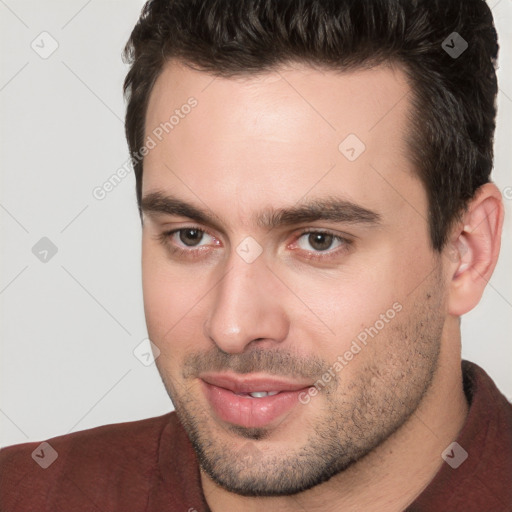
[412,361,512,511]
[0,411,175,468]
[0,411,178,511]
[462,360,512,423]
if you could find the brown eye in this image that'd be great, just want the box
[307,233,335,251]
[178,228,204,246]
[293,230,351,260]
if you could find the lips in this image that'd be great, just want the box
[200,373,312,429]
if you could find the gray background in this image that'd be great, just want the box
[1,0,511,448]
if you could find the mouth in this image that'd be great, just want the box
[200,373,313,429]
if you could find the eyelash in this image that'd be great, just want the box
[156,226,353,262]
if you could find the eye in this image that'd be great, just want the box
[297,232,340,252]
[156,226,220,259]
[292,230,352,259]
[157,226,352,262]
[174,228,210,247]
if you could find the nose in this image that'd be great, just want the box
[203,253,289,354]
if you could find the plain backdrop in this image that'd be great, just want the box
[1,0,511,447]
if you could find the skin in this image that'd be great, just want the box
[140,59,503,511]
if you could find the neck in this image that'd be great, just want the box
[201,318,469,512]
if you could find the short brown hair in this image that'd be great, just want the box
[123,0,499,250]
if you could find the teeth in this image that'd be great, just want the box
[248,391,279,398]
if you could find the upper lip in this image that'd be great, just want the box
[200,373,313,393]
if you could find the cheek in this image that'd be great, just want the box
[293,265,397,331]
[142,237,185,342]
[288,246,428,361]
[141,237,211,359]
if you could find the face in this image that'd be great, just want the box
[141,60,448,496]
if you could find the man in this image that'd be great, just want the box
[1,0,511,510]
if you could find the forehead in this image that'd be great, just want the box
[142,59,424,228]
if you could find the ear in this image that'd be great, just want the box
[445,183,504,317]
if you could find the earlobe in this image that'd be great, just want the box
[447,183,504,317]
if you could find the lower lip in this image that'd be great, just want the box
[201,381,307,429]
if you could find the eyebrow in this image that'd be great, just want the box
[141,191,381,231]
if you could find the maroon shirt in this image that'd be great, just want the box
[1,361,511,511]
